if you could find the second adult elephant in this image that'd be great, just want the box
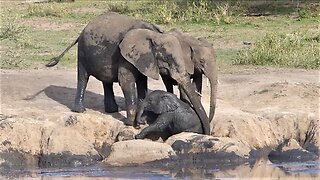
[165,28,218,123]
[119,29,210,135]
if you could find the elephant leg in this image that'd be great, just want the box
[135,114,172,139]
[102,82,118,113]
[137,75,147,101]
[161,74,174,93]
[118,61,138,126]
[73,61,89,113]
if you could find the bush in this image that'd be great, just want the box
[298,4,320,19]
[27,3,68,17]
[0,17,26,41]
[234,32,320,69]
[115,0,240,25]
[108,2,129,14]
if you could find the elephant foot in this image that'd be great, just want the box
[72,105,86,113]
[134,124,141,129]
[135,133,144,139]
[134,120,145,129]
[123,118,134,126]
[105,104,118,113]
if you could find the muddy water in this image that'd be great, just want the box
[2,160,319,179]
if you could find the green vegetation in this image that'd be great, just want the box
[0,0,319,70]
[234,32,320,69]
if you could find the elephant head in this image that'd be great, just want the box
[119,29,210,135]
[135,90,180,124]
[167,28,218,123]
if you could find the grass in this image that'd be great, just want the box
[0,0,319,70]
[234,32,320,69]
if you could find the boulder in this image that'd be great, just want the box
[268,138,318,162]
[165,132,251,163]
[104,140,176,166]
[0,113,122,168]
[212,100,319,152]
[0,117,45,168]
[116,126,139,141]
[71,113,125,149]
[39,126,101,167]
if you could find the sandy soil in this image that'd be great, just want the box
[1,68,319,125]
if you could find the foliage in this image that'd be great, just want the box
[104,0,241,25]
[234,32,320,69]
[107,1,129,14]
[26,3,69,17]
[298,3,320,19]
[0,0,319,69]
[0,17,26,41]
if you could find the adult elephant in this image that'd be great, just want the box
[119,29,210,135]
[46,12,162,117]
[164,28,218,123]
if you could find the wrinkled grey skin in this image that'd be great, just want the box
[165,28,218,123]
[46,12,162,125]
[119,29,210,135]
[135,90,203,140]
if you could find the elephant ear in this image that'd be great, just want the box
[182,44,194,75]
[160,93,179,113]
[166,30,194,75]
[119,30,160,80]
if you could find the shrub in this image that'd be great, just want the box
[234,32,320,69]
[116,0,240,25]
[0,17,26,41]
[298,4,320,19]
[27,3,68,17]
[108,2,129,14]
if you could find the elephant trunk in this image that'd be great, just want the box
[135,99,147,127]
[181,81,210,135]
[204,65,218,123]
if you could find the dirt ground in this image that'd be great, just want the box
[1,67,318,125]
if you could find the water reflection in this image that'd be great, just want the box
[1,158,319,179]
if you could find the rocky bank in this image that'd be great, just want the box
[0,69,319,168]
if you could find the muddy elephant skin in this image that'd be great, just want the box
[46,12,163,124]
[120,29,210,134]
[165,28,218,123]
[135,90,203,140]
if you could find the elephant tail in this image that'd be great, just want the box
[46,37,79,67]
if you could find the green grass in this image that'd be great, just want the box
[0,0,319,70]
[234,32,320,69]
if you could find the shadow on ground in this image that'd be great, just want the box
[24,85,126,120]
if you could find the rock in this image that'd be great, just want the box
[39,126,101,167]
[72,113,125,150]
[268,139,318,162]
[116,126,139,141]
[0,114,118,168]
[212,100,320,152]
[165,132,251,163]
[0,117,46,168]
[104,140,176,166]
[0,148,38,169]
[0,118,47,156]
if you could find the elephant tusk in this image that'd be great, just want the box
[195,91,203,97]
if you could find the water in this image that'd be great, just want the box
[1,160,319,179]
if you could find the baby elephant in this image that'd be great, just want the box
[135,90,204,140]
